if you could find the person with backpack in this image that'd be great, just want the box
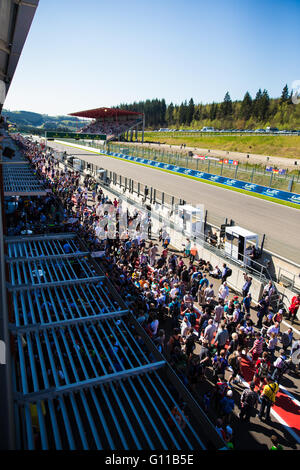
[221,263,232,284]
[254,352,271,391]
[239,381,259,422]
[220,390,235,425]
[271,349,290,384]
[184,327,198,359]
[258,377,279,422]
[228,349,243,385]
[213,375,230,413]
[212,349,229,380]
[167,328,184,357]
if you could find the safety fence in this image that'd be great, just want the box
[105,142,300,194]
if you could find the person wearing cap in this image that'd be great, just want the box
[239,381,259,422]
[219,389,235,425]
[271,349,289,383]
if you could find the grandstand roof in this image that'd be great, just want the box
[0,0,39,112]
[69,107,143,119]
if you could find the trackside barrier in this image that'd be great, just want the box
[53,141,300,205]
[105,150,300,205]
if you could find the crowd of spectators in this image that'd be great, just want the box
[79,119,139,138]
[7,134,300,450]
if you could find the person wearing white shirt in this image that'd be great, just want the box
[218,282,229,301]
[181,317,191,338]
[170,284,179,299]
[267,322,280,338]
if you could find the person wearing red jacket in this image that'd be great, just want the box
[288,294,300,324]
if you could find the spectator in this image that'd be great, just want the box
[228,349,243,385]
[248,332,264,363]
[184,328,197,359]
[288,294,300,324]
[258,377,279,422]
[198,339,211,378]
[220,390,235,424]
[280,327,293,353]
[212,349,228,380]
[242,293,252,315]
[254,351,271,391]
[242,273,252,297]
[221,264,230,283]
[214,323,229,354]
[203,319,217,345]
[266,332,278,363]
[271,349,290,384]
[256,295,269,329]
[239,381,259,422]
[218,282,229,302]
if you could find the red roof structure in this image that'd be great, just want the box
[69,107,143,119]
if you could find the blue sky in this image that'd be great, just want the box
[4,0,300,115]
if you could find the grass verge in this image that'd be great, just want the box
[143,132,300,159]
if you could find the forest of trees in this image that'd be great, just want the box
[119,85,300,130]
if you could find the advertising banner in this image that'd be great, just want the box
[104,151,300,205]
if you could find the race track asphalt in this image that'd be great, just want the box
[48,141,300,264]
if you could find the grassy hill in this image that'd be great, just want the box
[2,109,86,133]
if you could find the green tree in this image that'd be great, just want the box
[280,84,289,104]
[240,92,252,120]
[260,89,270,121]
[187,98,195,125]
[253,89,264,120]
[220,92,233,118]
[166,102,174,125]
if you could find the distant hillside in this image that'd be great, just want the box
[2,109,86,133]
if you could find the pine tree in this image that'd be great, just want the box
[240,92,252,120]
[220,92,233,118]
[166,102,174,126]
[187,98,195,125]
[280,84,289,104]
[209,102,218,121]
[253,89,263,119]
[260,89,270,121]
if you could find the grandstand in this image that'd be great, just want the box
[0,132,225,450]
[69,107,145,143]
